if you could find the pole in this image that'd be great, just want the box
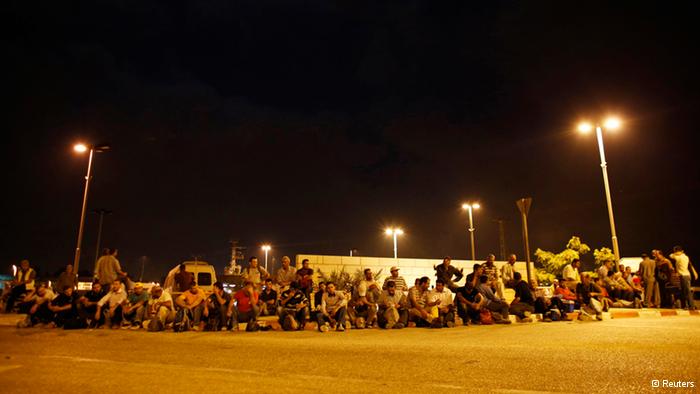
[73,148,94,276]
[264,249,269,271]
[516,198,533,284]
[495,219,506,261]
[596,126,621,265]
[467,207,476,261]
[94,210,105,266]
[393,233,398,259]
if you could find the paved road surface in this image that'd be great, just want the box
[1,317,699,393]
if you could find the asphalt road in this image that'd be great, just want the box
[1,317,699,393]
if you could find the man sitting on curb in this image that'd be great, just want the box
[377,280,408,329]
[146,284,174,331]
[350,268,380,329]
[455,280,484,325]
[408,277,440,327]
[48,285,80,328]
[576,273,604,321]
[176,282,207,331]
[509,272,534,323]
[78,282,105,328]
[317,282,348,332]
[122,282,148,330]
[430,279,456,328]
[95,280,127,329]
[279,281,308,331]
[206,282,231,331]
[229,280,260,331]
[477,275,511,324]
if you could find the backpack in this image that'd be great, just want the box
[147,318,165,332]
[479,309,494,325]
[173,309,191,332]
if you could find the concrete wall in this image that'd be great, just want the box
[294,254,535,288]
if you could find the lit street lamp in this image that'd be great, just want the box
[384,228,404,259]
[578,117,622,263]
[72,143,110,276]
[461,202,480,261]
[261,245,271,271]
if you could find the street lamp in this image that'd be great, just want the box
[578,117,622,263]
[461,202,480,261]
[261,245,271,271]
[384,228,404,259]
[72,142,110,276]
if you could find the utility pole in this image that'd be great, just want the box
[92,209,113,266]
[492,218,508,261]
[516,198,533,284]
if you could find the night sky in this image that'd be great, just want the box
[3,1,698,280]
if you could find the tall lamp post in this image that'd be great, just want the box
[72,143,110,276]
[261,245,271,271]
[384,228,404,259]
[92,209,113,266]
[461,203,480,261]
[578,118,622,263]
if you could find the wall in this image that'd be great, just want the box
[294,254,535,288]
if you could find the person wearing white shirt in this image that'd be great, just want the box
[671,246,696,310]
[430,279,455,327]
[501,254,518,288]
[95,280,127,329]
[562,259,582,291]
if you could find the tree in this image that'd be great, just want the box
[535,236,591,277]
[593,247,615,267]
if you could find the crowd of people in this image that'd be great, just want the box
[2,246,696,332]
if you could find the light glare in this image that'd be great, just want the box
[73,143,88,153]
[604,117,621,130]
[577,123,593,133]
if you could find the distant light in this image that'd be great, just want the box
[385,228,393,235]
[385,228,403,236]
[395,229,404,235]
[461,203,468,210]
[604,117,621,130]
[462,203,480,210]
[73,143,88,153]
[261,245,271,251]
[12,265,17,276]
[472,203,481,209]
[578,122,593,133]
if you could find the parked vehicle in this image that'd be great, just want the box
[163,261,217,294]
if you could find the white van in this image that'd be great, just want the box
[163,261,217,294]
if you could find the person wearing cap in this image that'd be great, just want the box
[146,284,173,331]
[434,256,463,292]
[176,282,208,331]
[122,282,148,329]
[279,281,308,331]
[382,266,408,292]
[377,280,408,329]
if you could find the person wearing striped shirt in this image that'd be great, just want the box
[382,266,408,292]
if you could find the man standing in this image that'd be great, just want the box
[229,280,260,331]
[243,257,269,291]
[176,283,208,331]
[382,266,408,292]
[5,259,36,313]
[279,282,308,331]
[54,264,77,293]
[501,254,517,288]
[430,279,456,327]
[653,250,675,308]
[296,259,314,303]
[377,281,408,329]
[275,256,297,291]
[434,256,463,292]
[95,249,126,288]
[174,264,194,292]
[95,280,127,329]
[562,259,582,291]
[509,272,534,323]
[317,282,348,332]
[670,246,696,310]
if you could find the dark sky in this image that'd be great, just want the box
[3,1,699,280]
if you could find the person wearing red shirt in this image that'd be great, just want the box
[228,280,260,330]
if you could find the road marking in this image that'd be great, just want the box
[0,365,22,374]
